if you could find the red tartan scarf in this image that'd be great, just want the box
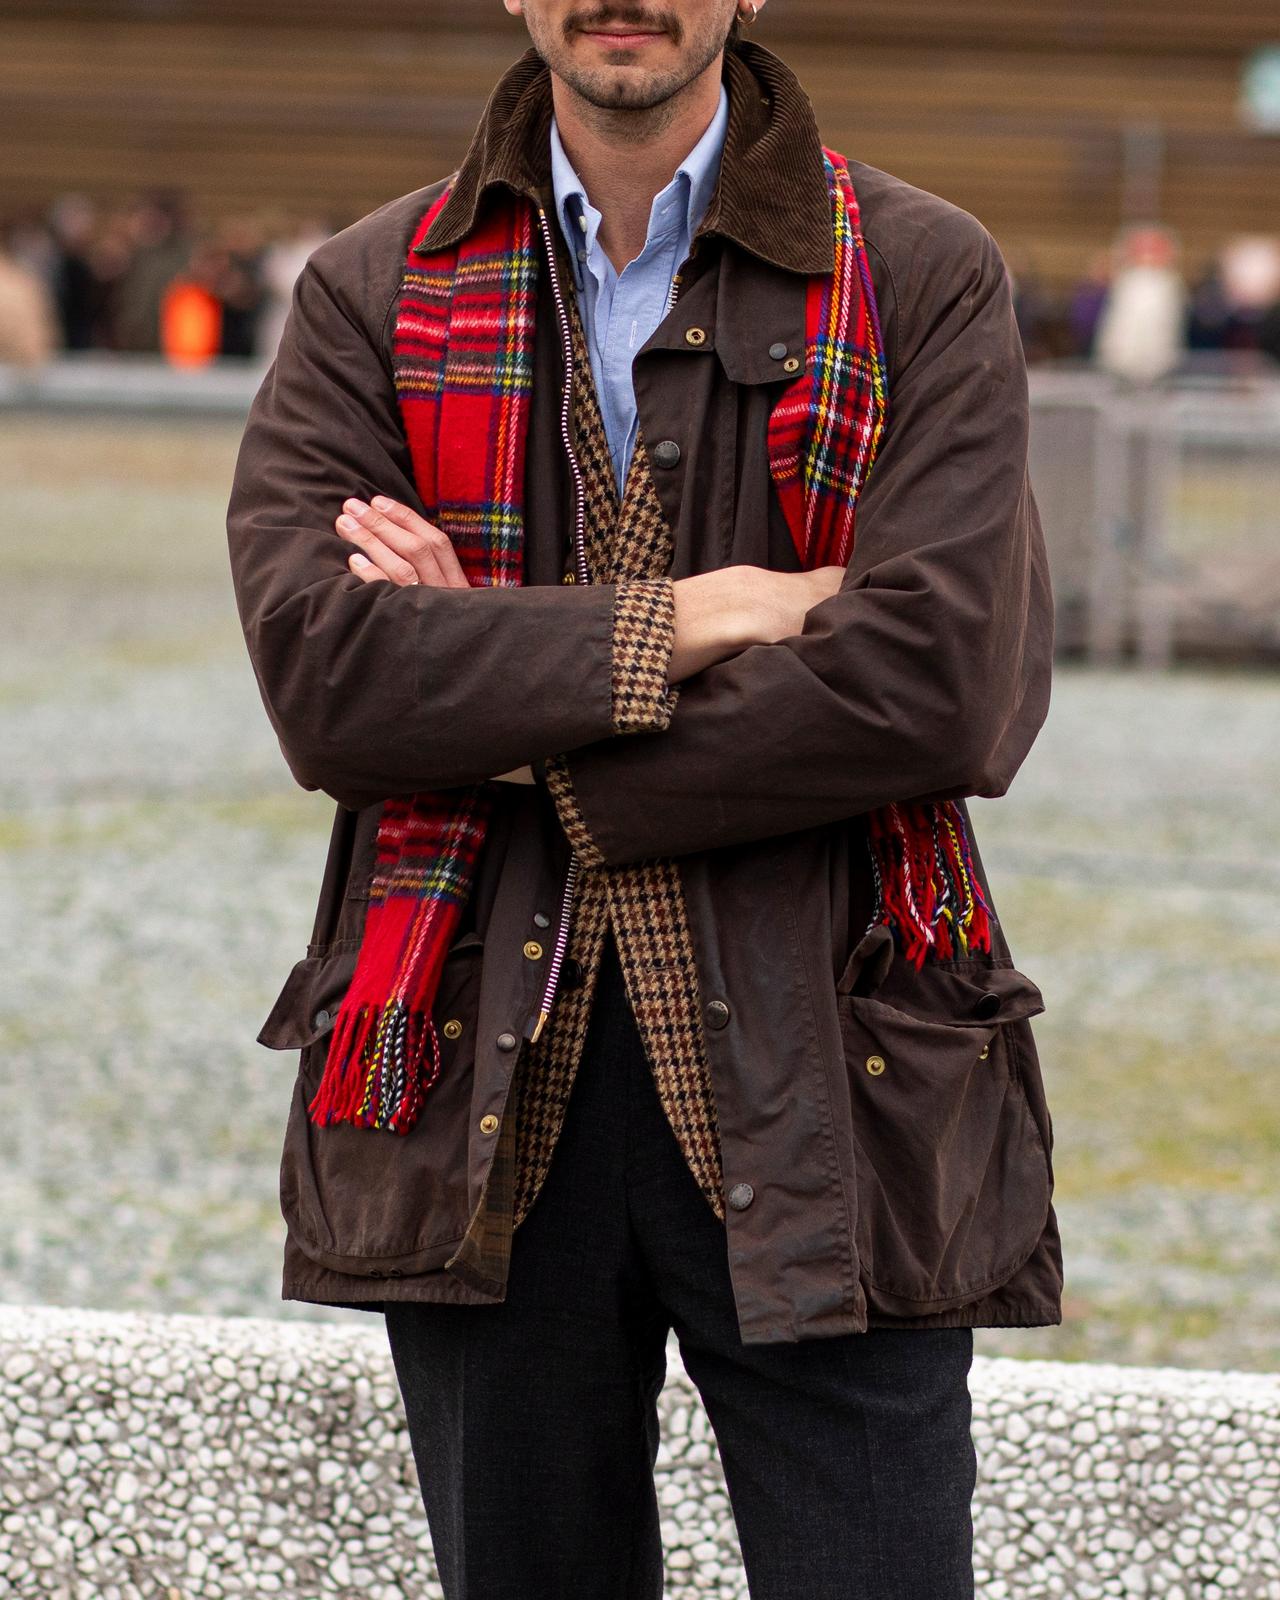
[307,145,993,1136]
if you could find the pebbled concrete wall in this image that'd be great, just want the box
[1,1304,1277,1599]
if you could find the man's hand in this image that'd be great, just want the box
[667,564,847,681]
[337,495,471,587]
[337,494,533,781]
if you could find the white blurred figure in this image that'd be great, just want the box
[1094,224,1187,385]
[257,216,332,363]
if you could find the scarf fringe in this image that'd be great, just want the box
[865,801,995,970]
[308,997,443,1136]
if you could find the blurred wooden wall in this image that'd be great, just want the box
[2,0,1279,285]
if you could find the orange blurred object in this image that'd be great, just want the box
[161,280,222,367]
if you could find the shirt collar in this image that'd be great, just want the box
[549,79,729,285]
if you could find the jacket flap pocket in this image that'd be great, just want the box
[257,931,485,1052]
[257,947,360,1050]
[873,959,1046,1028]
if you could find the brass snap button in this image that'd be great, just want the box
[705,999,731,1030]
[978,1043,991,1060]
[479,1113,499,1134]
[496,1032,518,1052]
[561,572,576,584]
[684,326,707,346]
[523,940,544,961]
[782,355,801,373]
[442,1018,463,1041]
[865,1054,886,1076]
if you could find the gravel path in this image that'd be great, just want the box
[2,417,1278,1369]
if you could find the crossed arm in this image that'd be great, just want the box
[227,210,1052,868]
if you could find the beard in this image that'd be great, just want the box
[529,6,733,113]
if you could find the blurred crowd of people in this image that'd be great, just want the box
[3,191,1280,386]
[1014,227,1280,381]
[0,192,334,368]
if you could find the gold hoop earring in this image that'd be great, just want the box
[740,1,759,21]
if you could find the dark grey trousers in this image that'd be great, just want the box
[384,924,977,1599]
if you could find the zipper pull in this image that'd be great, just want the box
[524,1008,551,1045]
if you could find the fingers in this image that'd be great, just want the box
[335,495,469,588]
[347,550,390,584]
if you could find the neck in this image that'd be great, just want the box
[548,55,724,275]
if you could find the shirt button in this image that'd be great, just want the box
[705,999,730,1030]
[768,341,788,359]
[479,1114,499,1134]
[496,1032,518,1052]
[727,1182,755,1211]
[651,439,681,469]
[578,213,588,233]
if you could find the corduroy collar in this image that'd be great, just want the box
[412,39,835,276]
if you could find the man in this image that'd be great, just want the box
[228,4,1063,1596]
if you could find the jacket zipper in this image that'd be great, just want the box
[525,204,588,1043]
[524,204,689,1043]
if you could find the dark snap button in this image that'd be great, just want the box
[727,1182,755,1211]
[533,911,551,929]
[496,1031,519,1052]
[561,958,584,990]
[768,341,788,359]
[705,999,731,1030]
[313,1008,331,1031]
[651,439,681,469]
[973,992,1002,1021]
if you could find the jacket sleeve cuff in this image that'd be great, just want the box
[610,577,680,734]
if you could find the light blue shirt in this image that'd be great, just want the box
[549,82,729,496]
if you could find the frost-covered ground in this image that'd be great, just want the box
[2,415,1278,1369]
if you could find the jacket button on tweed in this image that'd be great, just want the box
[561,958,584,989]
[705,999,731,1029]
[496,1031,518,1052]
[652,439,681,469]
[973,991,1002,1020]
[727,1182,755,1211]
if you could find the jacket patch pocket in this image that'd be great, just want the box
[838,968,1051,1314]
[267,933,486,1278]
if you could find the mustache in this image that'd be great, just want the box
[569,8,678,35]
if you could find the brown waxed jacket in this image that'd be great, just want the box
[227,38,1064,1345]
